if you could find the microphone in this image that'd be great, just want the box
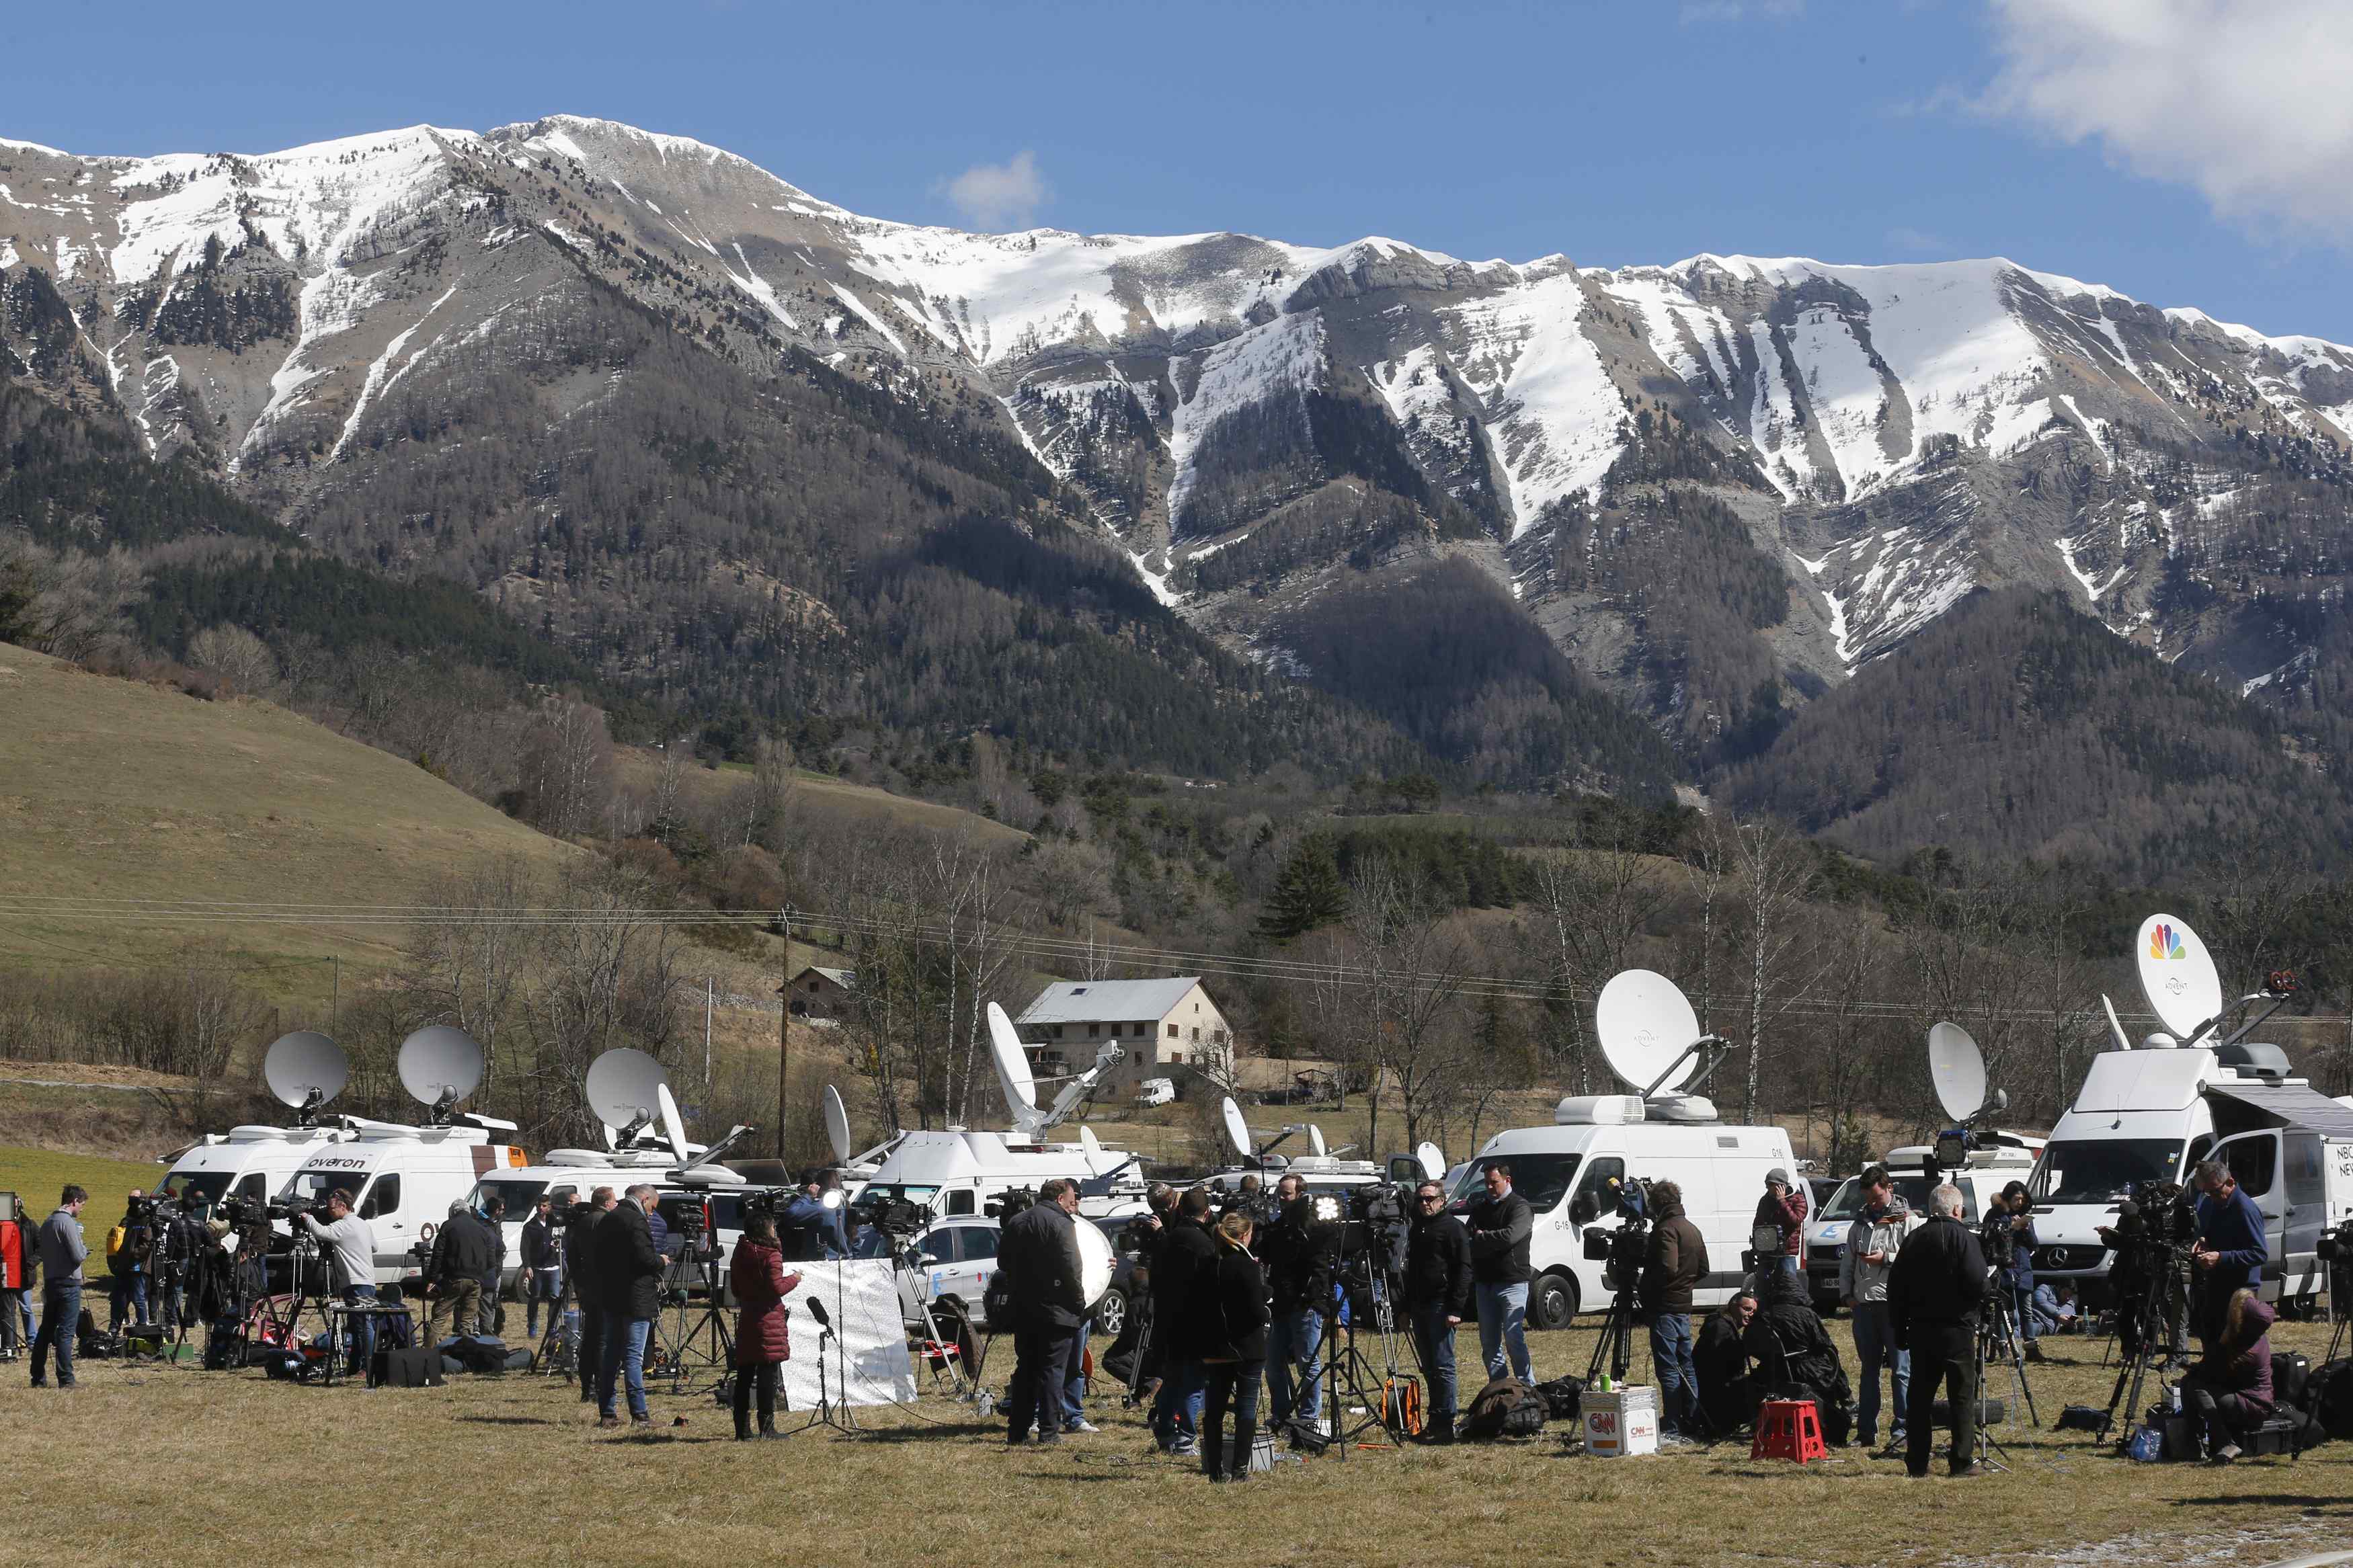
[808,1298,832,1329]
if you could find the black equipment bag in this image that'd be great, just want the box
[2274,1350,2310,1411]
[1534,1374,1586,1421]
[444,1334,514,1374]
[1459,1376,1546,1441]
[369,1347,444,1389]
[2313,1358,2353,1440]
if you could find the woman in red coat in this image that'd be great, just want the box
[731,1211,803,1440]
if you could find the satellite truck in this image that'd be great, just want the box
[152,1032,363,1214]
[463,1048,761,1290]
[842,1003,1154,1223]
[1199,1096,1446,1202]
[2026,913,2353,1309]
[281,1027,532,1284]
[1450,968,1796,1329]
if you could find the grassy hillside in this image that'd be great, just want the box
[0,1143,171,1284]
[0,639,578,1000]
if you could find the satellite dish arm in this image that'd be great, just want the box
[699,1124,757,1167]
[1031,1038,1125,1136]
[1645,1034,1733,1099]
[1079,1155,1144,1198]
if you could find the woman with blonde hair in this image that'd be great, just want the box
[1191,1209,1271,1482]
[2178,1286,2275,1462]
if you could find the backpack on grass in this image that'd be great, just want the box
[1460,1376,1546,1441]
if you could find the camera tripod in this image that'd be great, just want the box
[889,1237,975,1400]
[1316,1258,1414,1456]
[529,1273,577,1376]
[647,1239,733,1392]
[2095,1245,2193,1446]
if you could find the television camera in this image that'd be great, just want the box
[1576,1171,1653,1286]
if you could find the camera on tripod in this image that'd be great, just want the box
[2316,1216,2353,1268]
[1576,1175,1652,1289]
[1337,1183,1409,1274]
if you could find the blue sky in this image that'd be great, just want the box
[8,0,2350,341]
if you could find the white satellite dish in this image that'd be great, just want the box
[1928,1021,1989,1124]
[1079,1125,1101,1153]
[586,1048,669,1140]
[397,1026,484,1115]
[1307,1125,1327,1158]
[1415,1141,1445,1182]
[1075,1216,1116,1311]
[985,1001,1041,1129]
[1221,1096,1252,1160]
[2101,995,2132,1052]
[822,1083,852,1165]
[263,1031,347,1112]
[656,1081,691,1164]
[1595,969,1702,1096]
[2137,913,2223,1042]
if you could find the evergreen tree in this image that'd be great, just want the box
[1259,833,1347,940]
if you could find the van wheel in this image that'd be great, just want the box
[1527,1272,1576,1330]
[1094,1286,1128,1339]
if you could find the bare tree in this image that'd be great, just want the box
[518,696,614,840]
[187,624,280,695]
[1348,854,1474,1152]
[1525,819,1673,1093]
[1734,814,1822,1122]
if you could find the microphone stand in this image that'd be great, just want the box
[781,1295,858,1436]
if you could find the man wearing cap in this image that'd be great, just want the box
[425,1199,494,1343]
[1755,1169,1808,1280]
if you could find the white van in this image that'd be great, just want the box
[285,1120,530,1284]
[1449,1096,1796,1327]
[155,1124,356,1214]
[848,1128,1150,1224]
[2028,1041,2353,1308]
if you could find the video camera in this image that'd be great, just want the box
[2097,1179,2198,1273]
[2311,1215,2353,1283]
[1335,1182,1409,1274]
[1576,1174,1652,1292]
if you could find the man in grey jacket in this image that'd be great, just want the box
[1839,1165,1913,1451]
[30,1185,89,1389]
[297,1189,380,1372]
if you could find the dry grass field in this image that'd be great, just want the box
[5,1272,2347,1565]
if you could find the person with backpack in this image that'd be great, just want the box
[1194,1210,1270,1483]
[108,1193,153,1333]
[1639,1180,1709,1447]
[424,1201,495,1344]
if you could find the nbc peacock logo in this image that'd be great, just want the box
[2150,923,2186,961]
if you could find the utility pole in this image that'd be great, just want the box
[775,907,793,1161]
[703,976,714,1090]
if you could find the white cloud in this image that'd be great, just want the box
[1986,0,2353,243]
[941,151,1049,232]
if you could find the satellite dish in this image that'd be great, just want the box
[1308,1125,1327,1158]
[985,1002,1039,1127]
[263,1032,347,1112]
[1079,1125,1101,1153]
[586,1048,669,1139]
[2137,913,2223,1042]
[822,1084,852,1166]
[657,1081,691,1164]
[398,1026,484,1113]
[1074,1217,1115,1311]
[1220,1096,1251,1160]
[1928,1021,1989,1124]
[1595,970,1702,1096]
[2101,995,2132,1052]
[1415,1141,1445,1182]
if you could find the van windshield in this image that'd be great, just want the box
[2031,1140,2184,1204]
[287,1169,368,1206]
[155,1169,234,1208]
[1448,1154,1581,1214]
[1820,1174,1940,1221]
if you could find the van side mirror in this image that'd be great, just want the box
[1568,1192,1597,1225]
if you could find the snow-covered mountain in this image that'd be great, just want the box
[5,114,2351,743]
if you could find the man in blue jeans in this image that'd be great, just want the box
[1148,1188,1215,1452]
[1840,1165,1914,1450]
[30,1185,89,1390]
[1259,1173,1338,1435]
[1639,1180,1708,1444]
[1467,1164,1534,1383]
[296,1188,380,1376]
[1403,1179,1472,1441]
[594,1184,665,1429]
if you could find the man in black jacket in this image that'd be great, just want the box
[520,1196,562,1341]
[1403,1178,1472,1442]
[1258,1173,1340,1436]
[1466,1164,1535,1383]
[1149,1186,1217,1454]
[1640,1180,1709,1444]
[1887,1184,1989,1478]
[1696,1290,1760,1434]
[999,1178,1087,1446]
[563,1189,614,1402]
[1745,1268,1851,1443]
[592,1184,665,1429]
[425,1200,495,1345]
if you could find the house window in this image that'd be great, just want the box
[1088,1022,1100,1038]
[1166,1024,1179,1039]
[1053,1025,1065,1040]
[1192,1027,1201,1042]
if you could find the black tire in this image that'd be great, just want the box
[1094,1286,1128,1339]
[1527,1272,1577,1331]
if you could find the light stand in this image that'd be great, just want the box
[1318,1256,1412,1456]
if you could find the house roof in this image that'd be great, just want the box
[1017,977,1203,1026]
[791,966,854,989]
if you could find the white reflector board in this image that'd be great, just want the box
[1595,969,1701,1095]
[823,1083,852,1166]
[2137,913,2223,1041]
[1415,1141,1445,1182]
[1928,1021,1988,1123]
[263,1032,347,1110]
[779,1262,917,1409]
[398,1026,483,1108]
[1076,1213,1115,1309]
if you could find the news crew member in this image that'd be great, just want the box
[1754,1169,1808,1280]
[1840,1165,1914,1450]
[1886,1184,1987,1479]
[1696,1290,1761,1434]
[1991,1182,2043,1362]
[30,1185,89,1390]
[729,1210,803,1440]
[565,1188,617,1403]
[2190,1159,2265,1347]
[296,1188,381,1371]
[1640,1180,1708,1445]
[1259,1172,1339,1434]
[1000,1178,1087,1446]
[1195,1210,1271,1483]
[1466,1164,1535,1383]
[593,1184,665,1429]
[1402,1179,1472,1442]
[425,1200,495,1344]
[520,1196,562,1340]
[2178,1286,2276,1462]
[1149,1186,1216,1454]
[0,1198,26,1362]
